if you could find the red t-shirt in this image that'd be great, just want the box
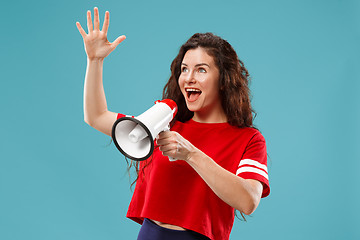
[117,114,270,240]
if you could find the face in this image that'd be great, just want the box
[178,47,225,121]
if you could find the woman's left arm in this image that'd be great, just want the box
[157,131,263,215]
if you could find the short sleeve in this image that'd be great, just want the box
[117,113,126,119]
[236,131,270,198]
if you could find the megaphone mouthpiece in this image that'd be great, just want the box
[128,124,148,143]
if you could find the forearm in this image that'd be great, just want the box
[83,58,108,125]
[187,151,262,215]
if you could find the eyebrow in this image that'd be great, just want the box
[181,63,210,68]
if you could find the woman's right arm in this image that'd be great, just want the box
[76,7,126,136]
[83,58,117,136]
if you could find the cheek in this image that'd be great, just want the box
[203,80,220,100]
[178,76,185,89]
[200,77,218,92]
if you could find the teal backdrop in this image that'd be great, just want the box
[1,0,359,239]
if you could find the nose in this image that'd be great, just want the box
[184,70,196,84]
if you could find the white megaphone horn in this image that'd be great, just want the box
[111,99,178,161]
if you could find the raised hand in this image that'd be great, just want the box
[76,7,126,60]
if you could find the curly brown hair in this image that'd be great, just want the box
[163,32,255,128]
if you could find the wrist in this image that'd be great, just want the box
[87,57,104,63]
[186,148,203,164]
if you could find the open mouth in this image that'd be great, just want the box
[185,88,202,102]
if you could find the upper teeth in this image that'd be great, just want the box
[186,88,201,92]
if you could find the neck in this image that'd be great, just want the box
[192,108,227,123]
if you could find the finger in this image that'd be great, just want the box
[162,147,178,157]
[158,131,174,139]
[157,137,175,146]
[87,10,93,33]
[111,35,126,48]
[93,7,100,31]
[158,139,175,150]
[76,22,87,38]
[102,11,109,34]
[160,144,177,154]
[156,132,174,144]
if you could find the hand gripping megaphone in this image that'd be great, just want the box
[111,99,178,161]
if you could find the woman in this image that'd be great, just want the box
[76,7,270,240]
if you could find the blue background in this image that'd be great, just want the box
[1,0,359,239]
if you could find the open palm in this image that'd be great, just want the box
[76,7,126,60]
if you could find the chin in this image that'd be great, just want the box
[186,106,210,116]
[185,105,197,113]
[185,101,201,112]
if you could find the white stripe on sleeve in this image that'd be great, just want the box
[236,167,269,180]
[236,159,268,180]
[238,159,268,173]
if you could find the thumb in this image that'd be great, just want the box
[111,35,126,48]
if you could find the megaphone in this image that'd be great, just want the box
[111,99,178,161]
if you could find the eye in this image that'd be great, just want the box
[198,68,206,73]
[181,67,189,73]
